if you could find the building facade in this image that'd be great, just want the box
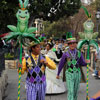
[81,0,95,5]
[34,18,44,34]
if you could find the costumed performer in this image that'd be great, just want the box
[56,33,90,100]
[18,40,56,100]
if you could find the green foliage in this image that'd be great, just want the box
[29,0,81,21]
[95,0,100,9]
[5,53,14,59]
[0,0,18,33]
[42,16,71,38]
[81,6,90,18]
[0,0,81,34]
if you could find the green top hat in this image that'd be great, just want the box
[66,32,76,44]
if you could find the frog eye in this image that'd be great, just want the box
[19,11,21,13]
[25,11,28,14]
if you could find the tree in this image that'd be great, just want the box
[95,0,100,9]
[42,3,99,39]
[66,4,98,39]
[0,0,81,33]
[41,16,71,38]
[0,0,18,33]
[29,0,81,22]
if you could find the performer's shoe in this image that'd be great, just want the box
[98,76,100,79]
[25,84,26,89]
[92,73,97,77]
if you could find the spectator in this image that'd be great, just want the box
[93,41,100,78]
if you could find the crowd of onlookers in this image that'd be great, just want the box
[0,37,100,79]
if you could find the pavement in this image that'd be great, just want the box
[3,68,100,100]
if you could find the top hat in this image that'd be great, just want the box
[66,32,77,44]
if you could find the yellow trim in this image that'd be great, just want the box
[18,86,20,88]
[20,54,56,75]
[41,66,45,73]
[18,97,20,100]
[31,53,39,59]
[67,37,76,40]
[45,56,56,69]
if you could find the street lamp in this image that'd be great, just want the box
[95,8,100,41]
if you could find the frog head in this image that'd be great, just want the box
[83,19,94,32]
[16,9,30,24]
[16,0,29,24]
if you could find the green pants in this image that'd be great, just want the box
[65,70,81,100]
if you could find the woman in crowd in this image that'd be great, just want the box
[42,42,66,94]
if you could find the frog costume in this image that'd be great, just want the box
[57,32,87,100]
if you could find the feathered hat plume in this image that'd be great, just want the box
[19,0,29,10]
[81,6,91,19]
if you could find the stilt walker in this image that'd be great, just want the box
[77,6,99,100]
[3,0,39,100]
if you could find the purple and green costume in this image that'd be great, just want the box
[90,97,100,100]
[57,48,87,100]
[25,54,46,100]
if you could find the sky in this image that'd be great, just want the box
[81,0,91,4]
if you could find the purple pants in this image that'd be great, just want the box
[26,80,46,100]
[90,97,100,100]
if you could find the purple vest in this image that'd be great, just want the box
[26,54,46,83]
[66,50,81,69]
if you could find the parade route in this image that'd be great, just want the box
[3,68,100,100]
[0,0,100,100]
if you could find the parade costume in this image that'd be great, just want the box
[21,41,56,100]
[57,32,87,100]
[77,6,99,100]
[42,48,66,94]
[3,0,41,99]
[53,42,63,59]
[90,91,100,100]
[90,97,100,100]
